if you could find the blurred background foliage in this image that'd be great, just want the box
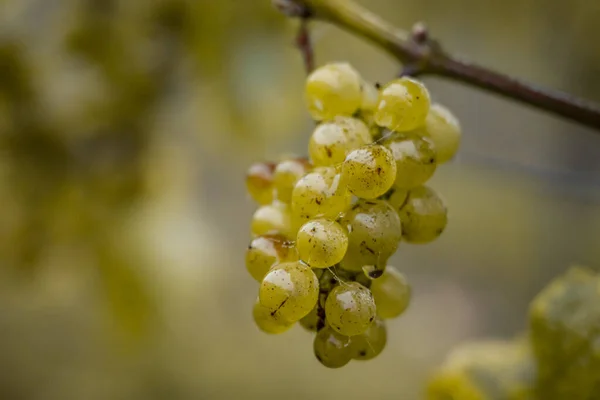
[0,0,599,399]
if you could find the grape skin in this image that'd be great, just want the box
[313,326,354,368]
[253,300,294,334]
[245,234,296,282]
[375,77,431,132]
[309,116,371,167]
[291,167,351,223]
[246,162,275,205]
[383,132,437,189]
[305,63,362,121]
[370,267,411,319]
[397,185,448,244]
[259,261,319,323]
[325,282,376,336]
[418,103,462,164]
[342,144,397,199]
[251,201,294,239]
[274,158,312,203]
[351,317,387,360]
[339,199,402,273]
[360,81,380,112]
[386,187,409,210]
[296,219,349,269]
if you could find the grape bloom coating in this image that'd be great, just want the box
[244,62,461,368]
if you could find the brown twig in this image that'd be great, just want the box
[296,18,314,74]
[275,0,600,131]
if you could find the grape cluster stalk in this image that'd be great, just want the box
[245,62,461,368]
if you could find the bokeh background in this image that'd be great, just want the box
[1,0,600,399]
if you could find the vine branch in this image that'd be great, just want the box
[275,0,600,132]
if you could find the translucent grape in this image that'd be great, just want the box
[291,167,351,223]
[253,300,294,334]
[325,282,376,336]
[370,267,411,319]
[305,63,362,120]
[351,318,387,360]
[309,116,371,167]
[259,261,319,323]
[339,199,402,273]
[274,158,312,203]
[245,234,296,282]
[342,144,397,199]
[374,77,431,131]
[296,219,348,269]
[397,185,448,243]
[313,326,354,368]
[246,162,275,205]
[419,103,461,164]
[383,132,437,189]
[251,201,294,239]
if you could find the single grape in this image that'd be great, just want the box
[309,116,371,167]
[351,317,387,360]
[370,266,411,319]
[374,77,431,131]
[251,201,294,239]
[342,144,397,199]
[325,282,376,336]
[386,187,409,209]
[383,132,437,189]
[419,103,461,164]
[291,167,351,223]
[360,81,379,112]
[245,234,296,282]
[339,199,402,272]
[296,218,348,269]
[259,261,319,323]
[246,162,275,205]
[397,185,448,243]
[274,158,312,203]
[253,300,294,334]
[313,326,354,368]
[305,63,362,121]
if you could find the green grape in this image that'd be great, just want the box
[296,218,348,269]
[259,261,319,323]
[419,103,461,164]
[370,267,411,319]
[339,199,402,273]
[383,132,437,189]
[351,317,387,360]
[325,282,376,336]
[245,234,296,282]
[342,144,397,199]
[386,187,409,209]
[291,167,351,222]
[397,185,448,243]
[374,77,431,131]
[246,162,275,205]
[309,116,371,167]
[313,326,354,368]
[274,158,312,203]
[299,304,324,332]
[305,63,362,121]
[360,81,379,112]
[253,300,294,334]
[251,201,294,239]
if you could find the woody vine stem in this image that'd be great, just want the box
[275,0,600,132]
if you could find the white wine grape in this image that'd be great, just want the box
[309,116,371,167]
[370,266,411,319]
[305,63,362,121]
[342,144,397,199]
[296,218,348,268]
[325,282,376,336]
[375,77,431,131]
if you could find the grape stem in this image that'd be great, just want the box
[275,0,600,131]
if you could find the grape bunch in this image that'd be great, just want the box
[245,62,461,368]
